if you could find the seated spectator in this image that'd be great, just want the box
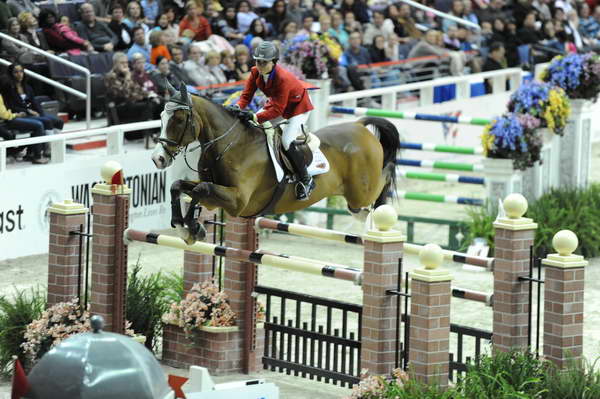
[2,17,37,63]
[408,29,467,76]
[476,0,510,24]
[150,55,182,99]
[183,43,209,86]
[38,9,93,54]
[18,12,50,52]
[285,0,304,26]
[343,11,362,34]
[74,3,118,52]
[265,0,287,37]
[243,17,267,49]
[169,44,194,84]
[328,11,349,48]
[179,1,211,42]
[2,63,63,136]
[108,4,133,51]
[536,20,564,60]
[442,0,466,32]
[0,1,16,32]
[463,0,479,26]
[235,0,258,33]
[220,50,237,81]
[105,52,160,138]
[215,6,245,44]
[140,0,159,26]
[233,43,251,80]
[151,11,178,46]
[149,30,171,64]
[297,11,315,36]
[340,0,369,24]
[443,24,461,50]
[204,50,227,86]
[388,3,422,43]
[341,31,372,66]
[128,26,154,70]
[123,0,149,33]
[279,19,298,41]
[0,93,48,164]
[363,10,394,46]
[533,0,552,22]
[518,11,542,45]
[7,0,38,18]
[482,41,506,93]
[131,52,158,93]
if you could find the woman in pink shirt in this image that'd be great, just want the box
[38,8,93,54]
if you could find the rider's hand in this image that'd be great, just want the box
[225,104,241,113]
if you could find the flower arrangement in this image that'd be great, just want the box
[507,82,570,135]
[541,53,600,102]
[345,368,409,399]
[162,280,237,339]
[21,299,134,362]
[281,33,335,79]
[481,113,543,170]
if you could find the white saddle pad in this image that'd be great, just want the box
[262,122,330,183]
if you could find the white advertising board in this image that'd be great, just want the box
[0,148,197,261]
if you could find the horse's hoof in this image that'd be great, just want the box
[191,224,207,242]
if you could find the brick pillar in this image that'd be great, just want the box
[361,206,403,376]
[409,244,452,388]
[183,205,220,295]
[90,163,131,333]
[47,200,88,306]
[492,194,537,352]
[223,215,261,373]
[543,230,587,368]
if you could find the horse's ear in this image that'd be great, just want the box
[179,82,190,106]
[166,78,177,96]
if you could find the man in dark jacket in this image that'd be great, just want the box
[482,42,507,93]
[74,2,117,52]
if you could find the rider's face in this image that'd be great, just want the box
[256,59,274,75]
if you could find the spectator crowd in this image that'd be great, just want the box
[0,0,597,162]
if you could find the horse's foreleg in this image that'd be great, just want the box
[170,179,206,244]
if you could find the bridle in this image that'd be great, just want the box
[159,97,240,174]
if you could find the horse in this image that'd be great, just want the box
[151,83,401,244]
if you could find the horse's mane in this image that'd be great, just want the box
[194,94,264,137]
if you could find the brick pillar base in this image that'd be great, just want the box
[47,200,88,306]
[409,248,452,389]
[492,214,537,352]
[360,220,403,377]
[90,183,131,332]
[543,237,587,368]
[183,208,220,295]
[162,324,265,375]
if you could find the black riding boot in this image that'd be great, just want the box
[286,142,315,201]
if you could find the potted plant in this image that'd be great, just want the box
[21,299,134,364]
[541,53,600,102]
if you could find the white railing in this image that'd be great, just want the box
[0,32,91,128]
[327,68,523,108]
[0,120,160,172]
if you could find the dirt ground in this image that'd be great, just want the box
[2,143,600,398]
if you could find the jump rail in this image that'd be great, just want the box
[400,142,485,155]
[125,229,363,284]
[397,159,483,172]
[398,170,485,185]
[255,218,494,270]
[397,191,484,206]
[452,287,493,306]
[331,106,492,126]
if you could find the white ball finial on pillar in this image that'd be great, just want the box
[503,193,528,219]
[419,243,443,270]
[372,205,397,231]
[101,161,124,185]
[552,230,578,256]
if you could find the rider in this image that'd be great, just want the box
[232,41,316,201]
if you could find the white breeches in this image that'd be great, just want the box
[259,109,312,150]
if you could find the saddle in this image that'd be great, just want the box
[273,126,314,178]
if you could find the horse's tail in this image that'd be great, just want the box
[358,117,400,207]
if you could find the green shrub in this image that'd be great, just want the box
[126,259,176,351]
[542,358,600,399]
[458,350,547,398]
[0,287,45,376]
[458,203,496,253]
[526,184,600,257]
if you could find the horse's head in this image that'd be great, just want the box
[152,82,200,169]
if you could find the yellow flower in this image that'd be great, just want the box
[480,124,495,156]
[543,88,571,133]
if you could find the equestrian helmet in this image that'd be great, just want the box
[253,41,279,61]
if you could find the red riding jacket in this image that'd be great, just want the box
[237,64,314,124]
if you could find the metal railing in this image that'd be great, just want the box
[0,32,91,128]
[0,119,160,172]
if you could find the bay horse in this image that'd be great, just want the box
[151,84,401,244]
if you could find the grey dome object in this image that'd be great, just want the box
[25,315,173,399]
[253,41,279,61]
